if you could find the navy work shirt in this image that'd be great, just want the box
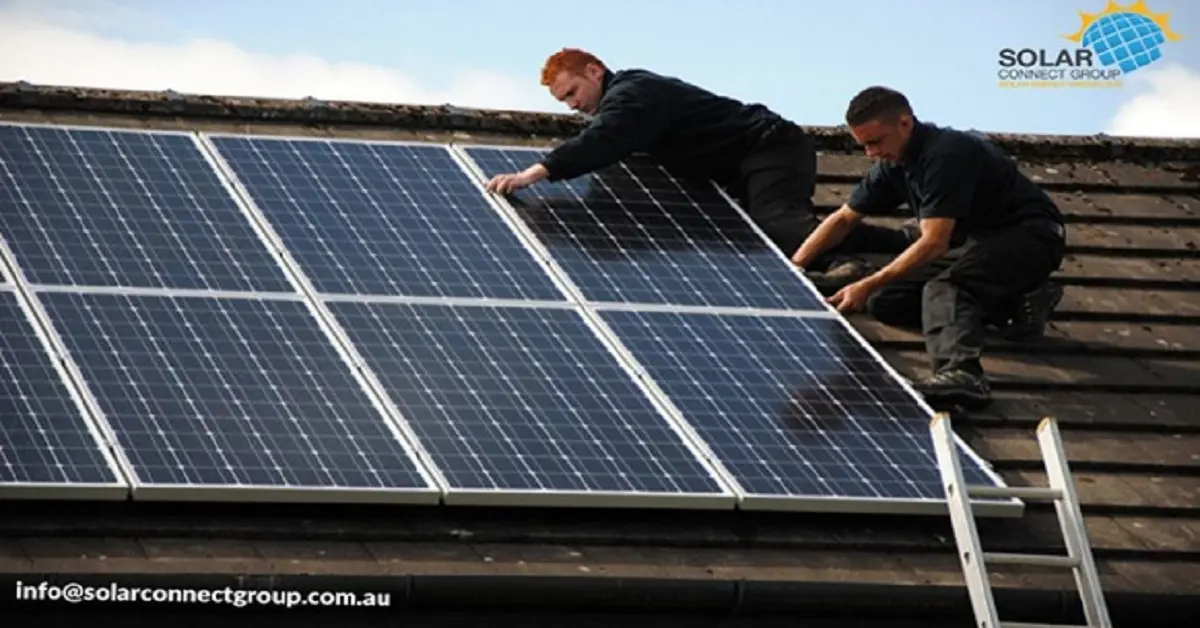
[847,120,1064,244]
[539,69,788,184]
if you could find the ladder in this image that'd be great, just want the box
[930,413,1112,628]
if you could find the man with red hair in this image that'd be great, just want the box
[484,48,911,280]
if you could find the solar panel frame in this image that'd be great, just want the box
[196,132,572,305]
[0,120,297,293]
[0,282,131,501]
[449,143,1021,518]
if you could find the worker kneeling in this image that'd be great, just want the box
[791,86,1066,410]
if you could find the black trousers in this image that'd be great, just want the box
[866,220,1066,377]
[726,125,910,268]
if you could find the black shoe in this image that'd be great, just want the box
[1003,281,1064,341]
[912,369,992,410]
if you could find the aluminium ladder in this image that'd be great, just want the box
[930,413,1112,628]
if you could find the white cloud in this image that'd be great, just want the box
[1107,63,1200,139]
[0,2,557,112]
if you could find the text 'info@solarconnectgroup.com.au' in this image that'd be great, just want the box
[13,580,393,608]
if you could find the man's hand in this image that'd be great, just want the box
[485,164,549,195]
[824,217,956,314]
[825,277,878,314]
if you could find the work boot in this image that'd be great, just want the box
[912,368,992,410]
[1003,281,1064,341]
[806,256,872,295]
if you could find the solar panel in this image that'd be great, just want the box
[460,145,828,312]
[0,288,128,500]
[598,308,1013,515]
[204,134,567,302]
[0,123,1013,516]
[0,122,292,292]
[324,299,735,509]
[35,290,440,503]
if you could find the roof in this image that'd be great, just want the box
[1,82,1198,627]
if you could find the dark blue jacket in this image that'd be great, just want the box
[539,69,789,183]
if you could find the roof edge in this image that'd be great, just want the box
[2,82,1200,161]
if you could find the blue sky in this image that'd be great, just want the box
[2,0,1198,137]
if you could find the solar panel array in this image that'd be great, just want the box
[0,121,1018,516]
[0,123,438,504]
[459,145,1008,514]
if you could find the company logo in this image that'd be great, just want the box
[997,0,1182,89]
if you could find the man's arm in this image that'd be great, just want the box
[791,162,903,268]
[860,151,979,289]
[861,217,955,288]
[539,84,669,182]
[790,204,863,268]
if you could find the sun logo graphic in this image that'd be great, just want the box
[996,0,1183,88]
[1064,0,1183,74]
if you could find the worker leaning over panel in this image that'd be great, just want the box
[791,85,1067,410]
[484,47,912,281]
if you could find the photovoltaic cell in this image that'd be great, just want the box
[599,309,1000,508]
[326,300,731,506]
[463,145,827,311]
[37,291,436,501]
[0,123,291,292]
[0,289,126,495]
[207,135,565,301]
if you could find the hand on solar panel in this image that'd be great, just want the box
[484,163,549,194]
[825,277,877,314]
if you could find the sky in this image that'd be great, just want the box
[1,0,1198,138]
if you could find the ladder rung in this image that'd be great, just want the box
[967,485,1062,501]
[984,552,1081,568]
[1001,623,1090,628]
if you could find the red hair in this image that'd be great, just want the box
[540,48,606,86]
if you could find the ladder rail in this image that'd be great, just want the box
[930,413,1002,627]
[1037,418,1113,628]
[931,413,1113,628]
